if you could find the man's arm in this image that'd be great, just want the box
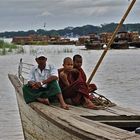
[27,66,41,89]
[41,64,59,85]
[59,72,70,87]
[28,81,42,89]
[41,75,58,85]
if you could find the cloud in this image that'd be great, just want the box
[40,11,52,17]
[0,0,139,31]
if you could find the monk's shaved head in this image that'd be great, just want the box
[63,57,72,64]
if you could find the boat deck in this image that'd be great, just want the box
[8,74,140,140]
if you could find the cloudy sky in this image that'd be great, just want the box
[0,0,139,32]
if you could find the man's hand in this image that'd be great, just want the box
[60,72,68,81]
[29,82,42,89]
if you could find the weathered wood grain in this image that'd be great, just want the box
[8,74,140,140]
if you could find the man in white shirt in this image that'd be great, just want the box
[22,50,69,110]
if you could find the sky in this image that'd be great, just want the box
[0,0,139,32]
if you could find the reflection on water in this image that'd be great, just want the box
[0,44,140,139]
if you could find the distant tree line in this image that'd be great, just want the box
[0,23,140,38]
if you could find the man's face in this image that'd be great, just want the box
[63,60,73,71]
[74,58,82,69]
[36,57,47,67]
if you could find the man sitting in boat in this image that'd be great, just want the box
[59,57,98,109]
[22,50,69,110]
[73,54,97,98]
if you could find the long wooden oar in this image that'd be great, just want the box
[87,0,136,84]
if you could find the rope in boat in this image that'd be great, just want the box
[90,91,116,107]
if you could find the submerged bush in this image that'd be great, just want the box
[0,40,17,49]
[63,48,73,53]
[0,40,23,55]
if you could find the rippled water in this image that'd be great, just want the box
[0,44,140,139]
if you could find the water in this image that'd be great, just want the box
[0,44,140,139]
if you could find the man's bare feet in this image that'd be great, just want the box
[83,102,98,109]
[83,98,99,109]
[60,103,69,110]
[37,98,50,105]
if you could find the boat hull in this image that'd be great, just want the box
[8,75,84,140]
[85,43,103,50]
[8,74,140,140]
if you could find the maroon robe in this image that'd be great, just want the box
[75,67,97,92]
[59,69,90,105]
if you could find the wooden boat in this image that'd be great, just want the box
[12,35,75,45]
[8,59,140,140]
[85,41,103,50]
[129,41,140,48]
[111,41,129,49]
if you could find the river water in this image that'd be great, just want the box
[0,44,140,140]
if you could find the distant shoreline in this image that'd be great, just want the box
[0,23,140,38]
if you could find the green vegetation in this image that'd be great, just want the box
[0,40,23,55]
[63,48,73,53]
[0,23,140,38]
